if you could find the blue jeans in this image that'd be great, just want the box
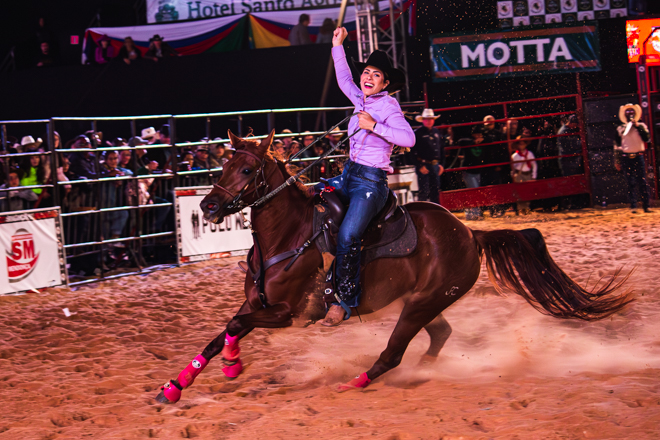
[622,154,649,209]
[416,163,441,203]
[462,172,482,220]
[324,161,389,307]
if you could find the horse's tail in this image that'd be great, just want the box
[472,228,634,321]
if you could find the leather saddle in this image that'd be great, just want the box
[313,188,417,267]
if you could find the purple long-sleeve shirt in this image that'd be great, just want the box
[332,45,415,172]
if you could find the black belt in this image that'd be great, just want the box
[622,152,642,158]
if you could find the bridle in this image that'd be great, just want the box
[211,149,274,212]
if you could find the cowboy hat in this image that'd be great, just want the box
[352,50,406,93]
[141,127,157,140]
[150,34,164,42]
[619,103,642,124]
[415,108,440,122]
[327,127,344,138]
[20,135,42,150]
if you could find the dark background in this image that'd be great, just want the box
[0,1,659,126]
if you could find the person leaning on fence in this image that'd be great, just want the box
[144,34,179,61]
[511,136,538,215]
[614,103,652,213]
[95,35,117,64]
[413,108,444,204]
[289,14,312,46]
[118,37,142,65]
[101,150,132,241]
[458,125,487,220]
[18,153,49,208]
[0,169,38,212]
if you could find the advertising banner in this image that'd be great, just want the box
[175,187,252,263]
[626,18,660,65]
[497,0,627,28]
[0,208,67,295]
[430,23,601,82]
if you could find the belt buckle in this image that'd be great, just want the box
[629,153,637,159]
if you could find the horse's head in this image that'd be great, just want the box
[200,129,275,224]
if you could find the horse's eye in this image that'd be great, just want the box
[242,168,251,175]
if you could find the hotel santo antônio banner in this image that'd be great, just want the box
[429,23,601,82]
[0,208,67,295]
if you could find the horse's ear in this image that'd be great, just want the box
[228,130,243,149]
[258,129,276,152]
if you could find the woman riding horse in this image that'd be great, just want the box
[320,27,415,326]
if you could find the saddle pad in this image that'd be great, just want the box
[312,204,418,266]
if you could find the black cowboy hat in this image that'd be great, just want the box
[351,50,406,93]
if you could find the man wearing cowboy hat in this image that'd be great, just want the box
[413,108,444,203]
[145,34,179,61]
[20,135,43,153]
[614,103,651,213]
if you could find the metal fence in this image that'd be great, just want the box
[0,96,595,287]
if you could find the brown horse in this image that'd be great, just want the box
[155,130,633,403]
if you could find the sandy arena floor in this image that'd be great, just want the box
[1,208,659,440]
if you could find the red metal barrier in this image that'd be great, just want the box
[431,94,589,211]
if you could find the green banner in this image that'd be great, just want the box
[430,23,601,82]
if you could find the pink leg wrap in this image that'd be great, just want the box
[337,372,371,392]
[221,334,240,361]
[176,354,208,389]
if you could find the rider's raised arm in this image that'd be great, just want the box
[332,45,361,107]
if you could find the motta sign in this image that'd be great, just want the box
[430,23,601,82]
[0,208,67,295]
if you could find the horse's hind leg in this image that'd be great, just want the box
[338,294,445,391]
[419,313,452,365]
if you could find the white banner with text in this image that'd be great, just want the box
[175,187,252,263]
[0,208,67,295]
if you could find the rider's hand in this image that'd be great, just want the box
[438,165,444,176]
[418,165,429,175]
[358,111,376,131]
[332,27,348,47]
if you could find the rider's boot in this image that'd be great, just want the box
[321,241,361,327]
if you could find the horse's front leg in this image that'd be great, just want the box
[156,301,292,404]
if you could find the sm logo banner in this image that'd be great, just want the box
[6,228,39,282]
[429,23,601,82]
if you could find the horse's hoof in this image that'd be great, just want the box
[337,372,371,393]
[222,358,243,378]
[155,390,175,404]
[156,380,182,403]
[418,354,438,366]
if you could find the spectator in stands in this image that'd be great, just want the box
[557,115,582,176]
[289,14,312,46]
[458,125,486,220]
[20,135,42,153]
[118,148,133,170]
[141,127,157,143]
[36,41,56,67]
[317,18,335,44]
[413,108,444,203]
[144,34,179,61]
[56,154,72,194]
[481,117,510,217]
[135,157,170,232]
[118,37,142,65]
[18,154,48,208]
[193,144,219,170]
[128,136,153,172]
[280,129,294,154]
[511,136,538,215]
[272,139,286,159]
[101,150,131,240]
[35,17,54,50]
[150,124,173,171]
[0,170,38,212]
[95,35,117,64]
[482,115,502,144]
